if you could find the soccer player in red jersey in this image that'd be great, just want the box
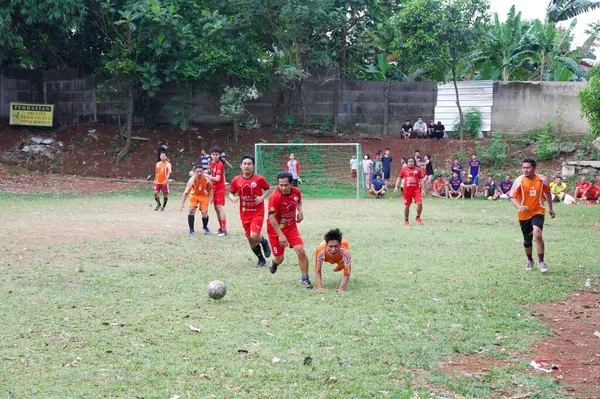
[209,146,227,236]
[315,229,352,292]
[229,155,273,267]
[267,172,313,289]
[394,157,424,225]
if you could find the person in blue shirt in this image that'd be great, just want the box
[451,158,462,177]
[372,151,383,179]
[498,174,513,199]
[382,148,393,184]
[468,153,481,185]
[447,172,462,199]
[369,173,387,199]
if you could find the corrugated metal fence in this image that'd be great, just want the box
[434,81,493,132]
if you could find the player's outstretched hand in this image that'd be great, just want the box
[296,211,304,223]
[519,205,529,213]
[253,197,264,205]
[278,234,289,248]
[394,187,398,193]
[180,205,184,212]
[549,209,556,218]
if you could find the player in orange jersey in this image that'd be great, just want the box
[180,164,213,236]
[154,152,172,211]
[229,155,272,267]
[315,229,352,292]
[509,158,555,273]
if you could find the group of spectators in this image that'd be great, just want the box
[400,117,446,140]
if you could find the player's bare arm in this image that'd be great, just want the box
[338,272,350,292]
[315,258,324,291]
[510,197,528,213]
[180,192,189,211]
[544,191,555,218]
[254,187,272,205]
[268,213,289,248]
[394,176,401,192]
[296,200,304,223]
[229,192,239,203]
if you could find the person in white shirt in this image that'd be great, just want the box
[286,153,301,187]
[413,116,427,139]
[350,155,358,178]
[361,154,373,190]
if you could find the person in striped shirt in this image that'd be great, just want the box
[314,229,352,292]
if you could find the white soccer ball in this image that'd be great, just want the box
[207,280,226,300]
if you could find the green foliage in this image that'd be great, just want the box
[134,94,162,126]
[285,114,296,129]
[477,135,508,168]
[453,108,483,139]
[546,0,600,22]
[579,66,600,137]
[219,85,261,123]
[166,91,198,132]
[576,135,600,159]
[528,122,559,161]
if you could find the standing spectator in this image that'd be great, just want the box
[427,120,436,138]
[369,174,387,199]
[574,176,591,201]
[372,151,383,179]
[414,149,423,164]
[399,157,407,189]
[157,141,169,162]
[549,176,567,203]
[509,158,555,273]
[451,157,462,177]
[461,174,477,200]
[431,175,448,198]
[200,149,211,174]
[221,152,234,169]
[361,154,373,189]
[286,153,301,187]
[498,174,513,199]
[483,174,500,200]
[401,120,413,139]
[350,155,358,178]
[413,116,427,138]
[447,172,463,199]
[433,121,445,140]
[421,154,434,194]
[382,148,393,184]
[468,153,481,185]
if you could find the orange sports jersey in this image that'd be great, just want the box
[509,174,551,220]
[154,160,172,185]
[185,174,212,197]
[315,238,351,276]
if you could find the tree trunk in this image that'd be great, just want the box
[452,63,465,153]
[117,85,134,162]
[298,78,306,127]
[333,27,347,133]
[540,53,545,81]
[502,65,508,83]
[233,116,240,142]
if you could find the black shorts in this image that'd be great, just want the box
[292,179,298,187]
[519,214,545,238]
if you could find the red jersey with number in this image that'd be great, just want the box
[210,160,226,191]
[400,166,423,189]
[267,187,302,230]
[230,174,270,215]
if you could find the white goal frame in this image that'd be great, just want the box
[255,142,363,199]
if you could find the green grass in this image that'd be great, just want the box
[1,190,598,398]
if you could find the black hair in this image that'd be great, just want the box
[522,158,537,168]
[426,154,431,159]
[240,154,255,165]
[385,147,390,151]
[324,228,342,243]
[277,171,293,183]
[414,149,420,153]
[407,156,416,162]
[195,164,203,170]
[364,154,370,159]
[472,153,477,156]
[209,146,222,155]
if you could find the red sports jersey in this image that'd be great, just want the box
[267,187,302,230]
[400,166,424,189]
[230,174,270,213]
[210,160,226,190]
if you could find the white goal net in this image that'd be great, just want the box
[255,143,363,198]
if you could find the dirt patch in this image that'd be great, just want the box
[530,291,600,398]
[441,292,600,398]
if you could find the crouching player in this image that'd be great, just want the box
[315,229,352,292]
[180,164,212,236]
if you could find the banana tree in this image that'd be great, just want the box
[546,0,600,23]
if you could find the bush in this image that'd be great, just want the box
[453,108,483,139]
[526,122,559,161]
[477,134,508,168]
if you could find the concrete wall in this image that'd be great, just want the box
[491,81,589,135]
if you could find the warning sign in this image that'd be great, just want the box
[9,103,54,127]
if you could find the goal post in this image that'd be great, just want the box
[255,143,363,199]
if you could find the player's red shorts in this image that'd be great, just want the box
[403,186,422,205]
[189,195,209,211]
[241,211,265,238]
[154,184,169,195]
[213,189,226,206]
[268,225,303,257]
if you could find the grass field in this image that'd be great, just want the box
[1,189,599,398]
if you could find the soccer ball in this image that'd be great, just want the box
[207,280,226,300]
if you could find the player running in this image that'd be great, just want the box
[154,152,172,211]
[394,156,424,225]
[180,164,213,236]
[509,158,555,273]
[267,172,313,289]
[209,146,227,236]
[229,155,272,267]
[315,229,352,292]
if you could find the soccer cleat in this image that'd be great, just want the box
[159,206,165,212]
[203,227,210,235]
[188,230,195,237]
[154,205,161,211]
[539,262,548,274]
[525,261,534,271]
[214,229,223,235]
[404,220,409,226]
[261,239,272,258]
[217,230,227,237]
[415,217,423,225]
[301,279,314,289]
[269,261,278,274]
[255,258,267,267]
